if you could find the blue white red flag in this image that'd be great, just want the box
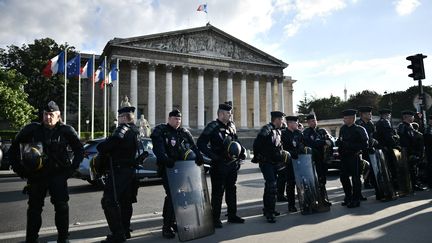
[81,58,94,79]
[42,51,65,77]
[197,3,207,13]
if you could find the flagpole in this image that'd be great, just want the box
[116,58,120,125]
[103,56,107,138]
[77,53,81,139]
[64,47,69,124]
[91,54,95,140]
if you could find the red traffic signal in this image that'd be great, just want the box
[407,54,427,80]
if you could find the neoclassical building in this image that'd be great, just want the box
[85,24,296,129]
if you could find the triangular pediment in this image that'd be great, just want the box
[110,24,287,67]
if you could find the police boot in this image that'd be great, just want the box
[264,212,276,223]
[54,202,69,243]
[162,226,175,239]
[347,200,360,208]
[100,234,126,243]
[320,185,332,206]
[288,203,297,212]
[228,215,245,224]
[102,206,126,243]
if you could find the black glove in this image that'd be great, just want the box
[368,147,376,154]
[291,151,299,160]
[239,153,246,160]
[166,158,175,168]
[335,139,343,147]
[68,166,79,178]
[195,158,204,166]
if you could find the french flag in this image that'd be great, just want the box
[81,59,93,79]
[197,3,207,13]
[42,51,65,77]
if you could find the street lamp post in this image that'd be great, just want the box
[86,119,89,133]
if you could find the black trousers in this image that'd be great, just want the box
[276,164,295,205]
[26,172,69,242]
[340,153,361,202]
[101,167,135,237]
[210,162,239,221]
[161,170,176,227]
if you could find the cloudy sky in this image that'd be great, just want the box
[1,0,431,112]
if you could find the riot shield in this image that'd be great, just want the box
[391,148,412,196]
[166,160,214,241]
[292,154,330,214]
[369,150,396,200]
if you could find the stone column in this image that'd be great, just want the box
[227,71,233,106]
[284,76,297,115]
[240,72,247,128]
[253,74,260,128]
[266,77,273,122]
[197,68,205,129]
[278,77,285,112]
[165,65,173,118]
[148,63,156,126]
[212,70,219,119]
[182,67,190,128]
[130,61,138,116]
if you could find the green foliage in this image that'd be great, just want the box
[0,130,18,140]
[379,85,432,117]
[0,38,78,116]
[343,90,382,111]
[309,95,343,120]
[297,92,313,114]
[0,69,37,128]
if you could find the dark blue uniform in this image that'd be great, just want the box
[424,125,432,186]
[197,119,244,225]
[375,117,399,188]
[97,122,140,242]
[337,124,368,207]
[151,123,203,233]
[9,122,83,243]
[253,123,285,221]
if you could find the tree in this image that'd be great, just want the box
[343,90,382,112]
[0,38,77,118]
[297,92,312,114]
[0,68,36,128]
[379,85,432,117]
[309,95,343,120]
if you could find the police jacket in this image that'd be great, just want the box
[197,119,241,163]
[356,118,377,148]
[253,123,284,163]
[337,124,368,155]
[151,123,202,167]
[424,125,432,150]
[303,127,328,151]
[97,123,139,167]
[9,122,84,177]
[281,128,305,160]
[375,118,398,148]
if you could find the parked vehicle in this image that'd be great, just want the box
[0,140,12,170]
[76,137,211,186]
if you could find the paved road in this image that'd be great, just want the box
[1,162,431,242]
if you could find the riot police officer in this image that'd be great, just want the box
[356,106,381,199]
[303,114,333,206]
[280,115,305,212]
[253,111,286,223]
[151,109,204,238]
[375,109,399,188]
[397,110,425,191]
[97,106,140,243]
[8,101,84,243]
[424,115,432,187]
[197,104,246,228]
[336,109,369,208]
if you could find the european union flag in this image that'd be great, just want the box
[67,55,81,78]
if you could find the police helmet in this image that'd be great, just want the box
[21,146,43,172]
[226,141,242,159]
[182,149,197,161]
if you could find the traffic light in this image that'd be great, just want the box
[406,54,427,80]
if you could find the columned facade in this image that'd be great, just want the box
[93,24,294,130]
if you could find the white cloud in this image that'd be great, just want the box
[394,0,421,16]
[281,0,347,37]
[0,0,276,54]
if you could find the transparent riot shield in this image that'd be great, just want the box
[392,148,412,196]
[369,149,396,200]
[292,154,330,214]
[166,160,214,241]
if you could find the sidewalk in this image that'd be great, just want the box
[1,189,431,243]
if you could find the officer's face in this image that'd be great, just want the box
[343,115,355,126]
[273,117,283,128]
[218,110,232,124]
[287,121,298,131]
[168,116,181,129]
[43,111,60,128]
[307,119,317,128]
[403,115,414,123]
[361,112,372,121]
[381,113,391,120]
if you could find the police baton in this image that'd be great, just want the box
[108,156,119,205]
